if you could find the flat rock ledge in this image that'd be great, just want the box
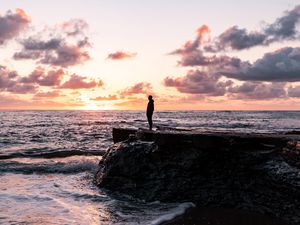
[95,128,300,225]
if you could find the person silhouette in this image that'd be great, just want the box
[146,95,154,130]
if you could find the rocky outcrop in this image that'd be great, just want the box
[95,129,300,224]
[112,128,137,143]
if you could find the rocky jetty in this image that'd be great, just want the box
[95,128,300,224]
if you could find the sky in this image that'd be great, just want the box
[0,0,300,110]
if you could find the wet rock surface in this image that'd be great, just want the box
[95,128,300,224]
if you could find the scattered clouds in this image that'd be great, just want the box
[265,5,300,42]
[170,24,210,55]
[209,27,267,51]
[228,82,287,99]
[0,8,30,45]
[1,5,300,108]
[14,19,91,67]
[170,5,300,68]
[164,70,232,96]
[288,85,300,97]
[120,82,153,97]
[0,65,101,95]
[59,74,103,89]
[164,69,289,100]
[90,82,154,102]
[166,5,300,101]
[20,67,65,86]
[90,95,118,101]
[0,66,36,94]
[221,47,300,82]
[33,90,61,99]
[61,19,90,37]
[206,5,300,51]
[5,83,37,94]
[170,46,300,82]
[106,51,137,60]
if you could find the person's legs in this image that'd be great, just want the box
[147,114,153,130]
[149,116,152,130]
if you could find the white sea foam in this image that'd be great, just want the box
[150,202,195,225]
[0,157,100,174]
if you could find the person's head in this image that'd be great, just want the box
[148,95,153,101]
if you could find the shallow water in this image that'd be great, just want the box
[0,110,300,224]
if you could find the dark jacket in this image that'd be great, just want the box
[147,100,154,115]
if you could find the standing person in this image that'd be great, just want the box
[146,95,154,130]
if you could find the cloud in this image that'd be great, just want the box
[171,5,300,66]
[20,38,62,51]
[174,49,242,67]
[61,19,89,37]
[0,66,63,93]
[20,67,65,86]
[90,95,118,101]
[221,47,300,82]
[0,8,30,45]
[107,51,137,60]
[0,66,37,94]
[120,82,153,97]
[0,65,101,94]
[163,69,289,100]
[33,90,61,98]
[13,19,91,67]
[164,70,232,96]
[207,5,300,51]
[288,85,300,97]
[6,83,37,94]
[38,44,90,67]
[171,40,300,82]
[209,26,267,51]
[166,6,300,100]
[169,24,245,67]
[0,66,17,88]
[170,25,210,55]
[228,82,287,99]
[60,74,103,89]
[266,5,300,41]
[91,83,153,102]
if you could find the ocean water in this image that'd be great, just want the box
[0,110,300,225]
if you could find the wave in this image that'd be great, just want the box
[150,202,195,225]
[0,158,99,174]
[0,149,105,160]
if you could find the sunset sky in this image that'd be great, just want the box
[1,0,300,110]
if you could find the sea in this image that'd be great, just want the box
[1,110,300,225]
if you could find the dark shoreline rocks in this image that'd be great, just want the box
[162,207,289,225]
[95,128,300,225]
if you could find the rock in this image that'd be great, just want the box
[112,128,137,143]
[96,129,300,225]
[285,130,300,135]
[162,207,289,225]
